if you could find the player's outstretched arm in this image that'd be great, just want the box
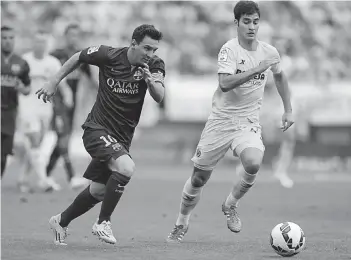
[36,52,82,103]
[273,71,294,131]
[51,52,83,86]
[219,59,279,92]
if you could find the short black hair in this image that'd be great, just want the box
[36,28,49,35]
[233,1,260,21]
[1,25,14,32]
[132,24,163,44]
[64,23,80,35]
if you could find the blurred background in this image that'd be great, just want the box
[2,3,351,258]
[2,0,351,177]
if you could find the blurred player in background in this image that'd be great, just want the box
[1,25,31,177]
[266,39,296,188]
[46,24,95,189]
[16,29,73,191]
[37,24,165,245]
[167,1,294,242]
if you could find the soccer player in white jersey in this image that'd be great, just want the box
[167,0,294,242]
[17,30,72,191]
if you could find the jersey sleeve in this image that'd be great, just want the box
[270,47,282,74]
[149,58,165,86]
[218,45,237,75]
[79,45,112,67]
[19,60,31,86]
[80,63,92,78]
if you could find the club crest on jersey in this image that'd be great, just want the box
[11,64,21,75]
[218,48,229,62]
[87,45,101,55]
[112,143,122,152]
[133,68,144,81]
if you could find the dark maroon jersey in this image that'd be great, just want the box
[79,45,165,149]
[1,53,31,134]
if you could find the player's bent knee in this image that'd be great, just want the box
[13,135,30,156]
[242,162,261,175]
[89,182,106,201]
[26,132,43,148]
[191,167,212,187]
[108,155,135,178]
[240,149,263,175]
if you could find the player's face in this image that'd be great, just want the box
[33,34,48,55]
[66,28,80,49]
[236,13,260,41]
[132,36,159,65]
[1,30,15,54]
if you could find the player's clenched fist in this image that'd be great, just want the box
[140,63,152,82]
[256,58,279,73]
[281,112,294,132]
[36,81,57,103]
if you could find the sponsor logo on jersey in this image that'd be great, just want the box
[235,69,266,80]
[236,69,266,86]
[106,78,139,95]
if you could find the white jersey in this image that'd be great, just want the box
[209,38,281,120]
[18,52,62,133]
[19,52,61,116]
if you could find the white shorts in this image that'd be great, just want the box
[18,98,53,134]
[191,116,265,171]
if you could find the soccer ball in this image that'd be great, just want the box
[270,222,306,257]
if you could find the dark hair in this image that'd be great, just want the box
[1,25,13,32]
[132,24,163,44]
[64,23,80,35]
[36,28,49,35]
[233,1,260,21]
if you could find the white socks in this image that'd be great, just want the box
[176,213,191,226]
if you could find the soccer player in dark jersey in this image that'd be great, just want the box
[37,24,165,245]
[47,24,94,189]
[1,25,31,176]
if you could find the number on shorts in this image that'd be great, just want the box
[100,135,118,147]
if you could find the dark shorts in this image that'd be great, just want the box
[52,98,76,137]
[52,108,72,137]
[82,127,129,184]
[1,133,14,156]
[83,159,113,185]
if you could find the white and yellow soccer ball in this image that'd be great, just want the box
[270,222,306,257]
